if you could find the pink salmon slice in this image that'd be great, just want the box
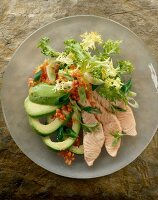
[115,102,137,136]
[89,96,122,157]
[93,91,137,136]
[82,101,105,166]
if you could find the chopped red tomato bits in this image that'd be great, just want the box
[69,64,77,70]
[71,69,81,78]
[54,104,72,121]
[73,136,81,147]
[27,78,34,87]
[54,108,66,121]
[62,104,72,113]
[59,150,75,165]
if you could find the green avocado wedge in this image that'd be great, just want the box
[42,137,75,151]
[42,111,81,151]
[29,112,71,136]
[24,97,59,117]
[29,83,69,105]
[46,62,56,83]
[69,145,84,155]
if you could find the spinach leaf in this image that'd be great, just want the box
[82,106,101,114]
[111,105,126,112]
[59,63,67,70]
[65,127,78,138]
[33,70,42,81]
[58,93,70,105]
[121,79,132,94]
[56,126,64,141]
[56,126,78,140]
[92,84,99,91]
[81,122,99,132]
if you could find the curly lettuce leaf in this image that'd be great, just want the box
[103,40,121,55]
[56,52,74,65]
[37,37,59,57]
[87,65,103,79]
[117,60,134,74]
[96,78,133,103]
[96,83,127,102]
[99,40,121,60]
[80,32,103,50]
[64,39,90,61]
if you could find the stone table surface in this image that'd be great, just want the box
[0,0,158,199]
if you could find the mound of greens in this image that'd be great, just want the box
[38,32,137,105]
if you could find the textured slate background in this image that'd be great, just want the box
[0,0,158,199]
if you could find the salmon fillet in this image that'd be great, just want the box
[93,91,111,110]
[82,101,105,166]
[93,91,137,136]
[89,96,122,157]
[115,102,137,136]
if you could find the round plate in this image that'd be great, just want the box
[2,15,158,179]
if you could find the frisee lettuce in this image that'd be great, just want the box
[87,65,103,79]
[56,52,74,65]
[96,83,128,103]
[80,32,103,50]
[117,60,134,74]
[99,40,121,60]
[37,32,137,104]
[38,37,59,57]
[64,39,90,61]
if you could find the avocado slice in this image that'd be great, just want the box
[29,83,68,105]
[69,145,84,155]
[43,137,75,151]
[42,111,81,151]
[24,97,59,117]
[46,62,56,83]
[29,112,71,136]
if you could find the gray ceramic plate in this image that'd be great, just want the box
[2,15,158,179]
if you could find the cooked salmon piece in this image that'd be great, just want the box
[93,91,111,110]
[115,102,137,136]
[105,130,121,157]
[82,101,105,166]
[93,91,137,136]
[89,96,122,157]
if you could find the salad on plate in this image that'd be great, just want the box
[24,32,138,166]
